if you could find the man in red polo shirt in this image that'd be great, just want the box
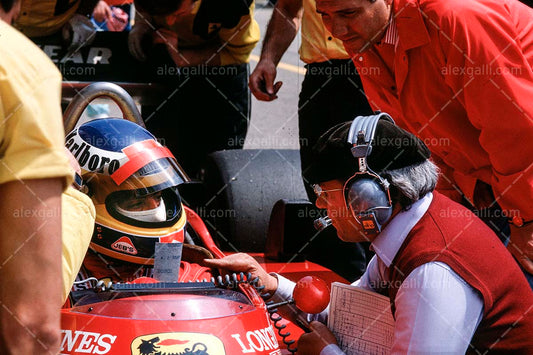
[313,0,533,285]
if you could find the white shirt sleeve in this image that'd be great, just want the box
[272,273,296,301]
[391,262,484,354]
[353,255,382,291]
[320,344,346,355]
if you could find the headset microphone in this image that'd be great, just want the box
[344,113,394,235]
[313,215,332,231]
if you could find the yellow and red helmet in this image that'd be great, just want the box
[66,119,188,265]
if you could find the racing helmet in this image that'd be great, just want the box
[66,119,188,264]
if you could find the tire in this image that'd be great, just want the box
[203,149,307,252]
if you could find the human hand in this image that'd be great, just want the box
[202,253,278,295]
[297,321,338,355]
[62,14,96,53]
[128,21,154,61]
[107,7,129,32]
[508,223,533,274]
[249,59,283,101]
[92,0,112,23]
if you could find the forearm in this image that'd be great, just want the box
[0,179,64,354]
[260,0,303,65]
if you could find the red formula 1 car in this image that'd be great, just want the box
[60,82,346,355]
[62,278,282,355]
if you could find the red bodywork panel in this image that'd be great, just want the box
[60,256,346,354]
[61,284,281,354]
[253,253,348,285]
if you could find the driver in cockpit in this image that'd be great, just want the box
[65,118,213,302]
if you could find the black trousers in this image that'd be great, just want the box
[144,60,250,179]
[298,59,374,281]
[298,59,373,184]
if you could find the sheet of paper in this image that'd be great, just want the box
[153,242,183,282]
[327,282,395,355]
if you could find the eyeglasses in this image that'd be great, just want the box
[311,184,343,198]
[312,184,322,197]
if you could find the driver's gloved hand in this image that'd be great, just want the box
[128,21,153,62]
[62,14,97,53]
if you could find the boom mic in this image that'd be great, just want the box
[313,215,332,231]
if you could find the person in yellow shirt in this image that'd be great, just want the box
[0,1,74,352]
[128,0,260,177]
[250,0,372,180]
[62,149,95,303]
[249,0,372,281]
[14,0,99,52]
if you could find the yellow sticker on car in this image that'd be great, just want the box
[131,332,224,355]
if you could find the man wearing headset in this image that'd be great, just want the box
[205,114,533,354]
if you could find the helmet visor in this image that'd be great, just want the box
[97,138,186,195]
[113,157,186,196]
